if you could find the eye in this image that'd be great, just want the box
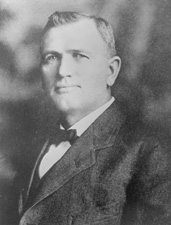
[42,54,59,64]
[73,52,89,60]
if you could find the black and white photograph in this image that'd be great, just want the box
[0,0,171,225]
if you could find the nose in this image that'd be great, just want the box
[58,56,73,78]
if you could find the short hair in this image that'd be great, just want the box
[42,11,116,57]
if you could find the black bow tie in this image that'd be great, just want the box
[60,129,78,145]
[50,128,78,145]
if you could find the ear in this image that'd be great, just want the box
[107,56,121,87]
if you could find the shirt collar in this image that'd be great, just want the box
[60,97,114,137]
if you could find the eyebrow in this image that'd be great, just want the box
[41,50,61,57]
[41,49,91,58]
[67,49,91,55]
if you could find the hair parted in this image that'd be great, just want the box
[42,11,116,57]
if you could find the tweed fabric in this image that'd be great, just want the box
[19,102,171,225]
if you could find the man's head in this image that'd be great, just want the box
[40,11,121,126]
[41,11,116,58]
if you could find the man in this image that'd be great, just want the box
[19,11,171,225]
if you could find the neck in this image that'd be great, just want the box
[60,96,112,129]
[60,110,90,129]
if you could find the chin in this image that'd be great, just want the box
[53,98,76,114]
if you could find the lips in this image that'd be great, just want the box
[54,85,79,93]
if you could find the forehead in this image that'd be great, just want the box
[42,19,107,55]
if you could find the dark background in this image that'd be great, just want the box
[0,0,171,224]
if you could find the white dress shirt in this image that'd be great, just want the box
[38,97,114,178]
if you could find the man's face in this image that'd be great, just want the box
[41,19,119,119]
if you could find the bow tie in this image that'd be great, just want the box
[50,129,78,145]
[60,129,78,145]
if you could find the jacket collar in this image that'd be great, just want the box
[23,102,125,213]
[93,101,125,150]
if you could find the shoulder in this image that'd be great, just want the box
[117,111,171,175]
[119,115,171,191]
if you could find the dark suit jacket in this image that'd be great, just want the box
[19,102,171,225]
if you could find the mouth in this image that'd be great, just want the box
[54,85,80,94]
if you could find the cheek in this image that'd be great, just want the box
[41,68,56,87]
[82,67,108,89]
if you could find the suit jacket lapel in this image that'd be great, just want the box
[25,129,73,203]
[25,140,49,203]
[25,124,96,210]
[25,102,125,211]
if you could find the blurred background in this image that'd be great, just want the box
[0,0,171,224]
